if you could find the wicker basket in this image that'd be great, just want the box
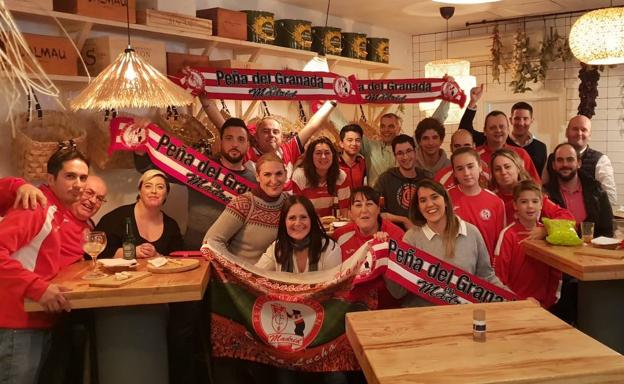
[353,119,381,142]
[156,112,220,157]
[12,111,87,181]
[88,112,135,170]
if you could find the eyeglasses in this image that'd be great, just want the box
[83,189,107,204]
[394,148,414,157]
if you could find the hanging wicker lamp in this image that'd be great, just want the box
[569,7,624,65]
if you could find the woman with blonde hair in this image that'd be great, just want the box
[490,148,573,232]
[386,179,502,307]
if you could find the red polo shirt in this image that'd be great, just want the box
[560,180,587,225]
[338,154,367,189]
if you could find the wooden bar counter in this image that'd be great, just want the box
[24,258,210,311]
[523,240,624,353]
[346,300,624,384]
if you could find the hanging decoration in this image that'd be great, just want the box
[569,6,624,65]
[509,30,539,93]
[577,63,602,119]
[70,2,193,110]
[0,0,60,135]
[490,25,505,83]
[536,27,572,82]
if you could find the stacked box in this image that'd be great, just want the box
[53,0,136,23]
[196,8,246,40]
[81,36,166,76]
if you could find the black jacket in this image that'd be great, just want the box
[543,171,614,238]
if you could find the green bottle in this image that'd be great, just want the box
[122,217,136,260]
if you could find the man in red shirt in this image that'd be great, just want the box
[0,149,89,383]
[476,110,541,183]
[201,97,337,180]
[338,124,367,189]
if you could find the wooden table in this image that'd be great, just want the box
[523,240,624,353]
[24,258,210,311]
[346,300,624,384]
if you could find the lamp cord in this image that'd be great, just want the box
[126,0,131,48]
[324,0,331,28]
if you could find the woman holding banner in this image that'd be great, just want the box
[255,195,341,272]
[387,179,504,307]
[204,152,288,263]
[291,137,351,218]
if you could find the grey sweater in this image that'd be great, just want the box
[386,219,503,307]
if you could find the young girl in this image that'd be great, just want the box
[387,179,503,307]
[447,147,506,264]
[291,137,351,218]
[494,180,560,308]
[256,195,341,272]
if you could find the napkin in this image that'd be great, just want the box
[99,259,138,268]
[148,256,168,268]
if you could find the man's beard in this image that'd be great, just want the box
[557,168,577,182]
[222,150,244,164]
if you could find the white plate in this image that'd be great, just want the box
[591,236,620,246]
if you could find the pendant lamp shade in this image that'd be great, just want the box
[569,7,624,65]
[70,48,194,110]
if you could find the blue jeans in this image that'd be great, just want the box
[0,328,50,384]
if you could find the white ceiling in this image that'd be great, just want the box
[275,0,623,35]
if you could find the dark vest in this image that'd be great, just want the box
[580,146,603,178]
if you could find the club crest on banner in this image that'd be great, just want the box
[252,296,324,352]
[119,120,149,149]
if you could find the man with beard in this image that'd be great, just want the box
[543,143,613,326]
[373,134,432,230]
[543,142,613,237]
[543,115,617,207]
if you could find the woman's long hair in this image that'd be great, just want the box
[275,195,331,271]
[302,137,340,195]
[489,148,531,191]
[408,179,459,258]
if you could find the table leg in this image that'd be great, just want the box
[577,280,624,353]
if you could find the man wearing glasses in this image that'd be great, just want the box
[373,134,432,230]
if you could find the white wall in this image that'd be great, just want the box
[413,16,624,206]
[1,1,413,230]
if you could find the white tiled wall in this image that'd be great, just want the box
[412,16,624,206]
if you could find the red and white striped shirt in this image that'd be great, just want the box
[291,168,351,217]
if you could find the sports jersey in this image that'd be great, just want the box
[494,221,560,308]
[434,161,491,189]
[291,168,351,217]
[245,135,304,180]
[338,154,367,189]
[447,186,506,264]
[496,191,574,223]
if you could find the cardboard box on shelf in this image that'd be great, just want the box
[53,0,136,24]
[206,60,264,70]
[21,33,78,76]
[136,0,195,17]
[196,8,246,40]
[166,52,212,76]
[81,36,166,76]
[136,9,212,37]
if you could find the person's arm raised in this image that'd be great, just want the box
[297,100,337,146]
[199,95,226,130]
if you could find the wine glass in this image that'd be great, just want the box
[82,231,107,280]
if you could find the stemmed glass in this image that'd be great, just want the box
[82,230,107,280]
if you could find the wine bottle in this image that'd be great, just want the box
[122,217,136,260]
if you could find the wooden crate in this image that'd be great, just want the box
[53,0,136,23]
[136,0,195,17]
[81,36,166,76]
[166,52,212,76]
[22,33,78,76]
[136,9,212,37]
[5,0,53,10]
[196,7,246,40]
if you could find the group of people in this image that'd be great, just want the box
[0,83,618,384]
